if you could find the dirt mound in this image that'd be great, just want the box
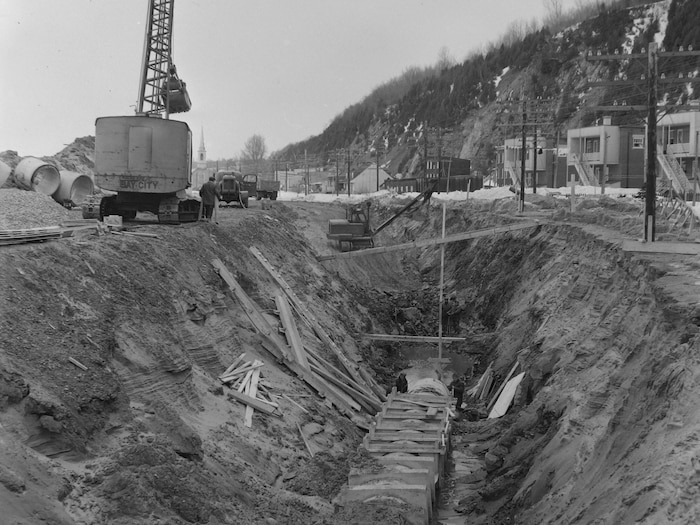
[0,188,78,229]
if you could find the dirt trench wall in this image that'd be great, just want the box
[430,223,700,523]
[332,199,700,523]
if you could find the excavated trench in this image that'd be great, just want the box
[2,194,699,524]
[321,198,700,524]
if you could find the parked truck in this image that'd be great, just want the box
[257,177,280,200]
[243,174,280,200]
[216,170,249,208]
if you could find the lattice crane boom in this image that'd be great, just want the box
[136,0,191,116]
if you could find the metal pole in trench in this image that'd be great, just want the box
[437,162,452,360]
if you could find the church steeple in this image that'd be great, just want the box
[197,127,207,167]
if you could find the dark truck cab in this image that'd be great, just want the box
[216,171,250,208]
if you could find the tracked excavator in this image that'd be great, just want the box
[327,179,438,251]
[84,0,199,223]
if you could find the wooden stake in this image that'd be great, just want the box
[245,366,261,428]
[297,422,314,457]
[220,353,246,377]
[69,357,88,371]
[283,393,309,414]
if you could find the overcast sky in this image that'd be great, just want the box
[0,0,583,160]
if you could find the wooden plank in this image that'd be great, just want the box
[68,357,88,371]
[213,258,359,419]
[237,370,253,393]
[386,397,452,408]
[220,353,247,378]
[297,422,314,457]
[122,231,159,239]
[227,389,282,417]
[487,361,520,413]
[274,295,310,369]
[249,247,374,390]
[245,366,261,427]
[220,361,264,382]
[358,366,388,402]
[364,442,444,454]
[282,393,309,414]
[309,361,381,413]
[212,258,292,361]
[306,347,379,403]
[316,222,540,261]
[373,421,446,432]
[257,335,358,418]
[367,433,442,443]
[362,333,466,343]
[380,410,443,420]
[621,240,700,255]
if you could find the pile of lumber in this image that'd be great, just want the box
[213,254,386,427]
[466,361,525,419]
[219,353,282,426]
[466,362,494,401]
[0,225,62,246]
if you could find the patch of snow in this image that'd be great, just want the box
[277,186,640,204]
[653,0,670,46]
[494,67,509,89]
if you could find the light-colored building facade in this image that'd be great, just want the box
[566,117,645,188]
[656,110,700,193]
[497,136,566,188]
[349,163,392,194]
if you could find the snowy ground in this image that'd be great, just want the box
[277,186,700,217]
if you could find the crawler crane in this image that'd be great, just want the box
[86,0,199,223]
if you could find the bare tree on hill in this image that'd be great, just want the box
[241,134,267,174]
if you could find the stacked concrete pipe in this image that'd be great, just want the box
[54,170,94,205]
[0,160,10,188]
[13,157,61,195]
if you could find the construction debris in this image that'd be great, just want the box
[212,256,383,426]
[0,226,62,246]
[219,356,282,425]
[68,357,88,371]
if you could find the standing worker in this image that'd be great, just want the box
[199,176,221,222]
[450,375,465,412]
[448,297,462,336]
[395,372,408,393]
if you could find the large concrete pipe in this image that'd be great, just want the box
[54,171,94,205]
[13,157,60,195]
[0,160,10,187]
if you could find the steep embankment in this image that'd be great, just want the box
[0,196,390,525]
[330,194,700,524]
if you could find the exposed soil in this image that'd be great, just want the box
[2,185,700,525]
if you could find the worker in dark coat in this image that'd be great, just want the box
[448,298,462,335]
[199,176,221,221]
[450,375,466,411]
[395,372,408,393]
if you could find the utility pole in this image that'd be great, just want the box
[645,43,658,242]
[335,149,340,196]
[532,126,538,194]
[347,148,351,197]
[553,130,560,187]
[437,127,442,192]
[304,149,308,196]
[424,121,429,185]
[520,99,527,212]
